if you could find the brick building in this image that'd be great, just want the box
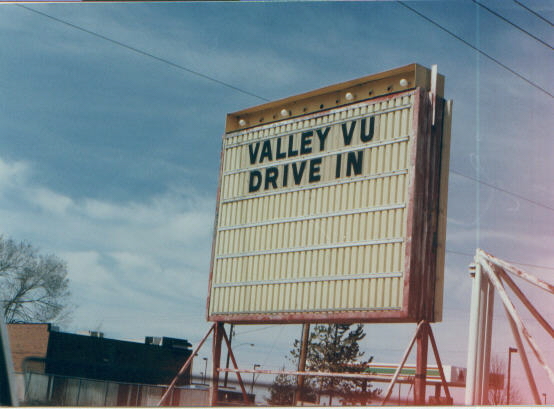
[7,323,193,405]
[7,323,50,376]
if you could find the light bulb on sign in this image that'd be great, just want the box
[399,78,408,87]
[238,119,247,127]
[280,109,289,117]
[345,92,354,101]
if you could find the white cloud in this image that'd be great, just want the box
[62,250,114,288]
[110,251,158,272]
[31,186,74,215]
[0,154,214,340]
[10,5,307,101]
[0,157,29,190]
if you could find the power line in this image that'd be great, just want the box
[397,1,554,99]
[513,0,554,27]
[16,5,269,103]
[235,326,276,335]
[15,6,554,217]
[451,169,554,213]
[447,250,476,259]
[20,3,553,101]
[472,0,553,50]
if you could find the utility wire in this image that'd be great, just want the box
[17,5,269,103]
[236,326,276,335]
[397,1,554,98]
[20,3,553,100]
[451,169,554,213]
[15,7,554,222]
[513,0,554,27]
[472,0,553,50]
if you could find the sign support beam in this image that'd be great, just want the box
[157,324,215,406]
[381,321,451,405]
[209,322,224,406]
[221,324,251,404]
[414,321,429,404]
[294,323,310,406]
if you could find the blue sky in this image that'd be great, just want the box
[1,1,553,403]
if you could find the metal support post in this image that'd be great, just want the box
[209,322,224,406]
[414,322,429,405]
[465,258,482,405]
[381,321,423,406]
[434,384,441,403]
[202,358,208,384]
[507,347,517,405]
[223,323,234,388]
[505,305,541,404]
[157,324,215,406]
[480,255,545,404]
[295,323,310,406]
[221,327,251,404]
[474,260,488,403]
[479,272,495,404]
[251,364,260,394]
[465,254,495,405]
[427,322,452,403]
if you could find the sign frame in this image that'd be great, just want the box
[206,64,451,324]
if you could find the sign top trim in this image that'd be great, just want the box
[226,63,444,133]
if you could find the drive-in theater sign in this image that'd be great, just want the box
[207,64,451,324]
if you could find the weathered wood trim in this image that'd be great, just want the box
[226,64,444,133]
[424,96,445,321]
[433,99,453,322]
[206,143,226,320]
[208,309,411,324]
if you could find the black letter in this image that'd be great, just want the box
[249,170,262,192]
[288,134,299,157]
[335,154,342,178]
[341,121,356,145]
[360,117,375,142]
[316,127,330,151]
[264,167,278,190]
[309,158,322,183]
[259,140,273,163]
[275,137,286,159]
[248,142,260,164]
[282,163,289,187]
[300,131,313,155]
[346,151,363,176]
[292,161,306,185]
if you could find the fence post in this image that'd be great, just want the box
[103,381,109,406]
[76,378,82,406]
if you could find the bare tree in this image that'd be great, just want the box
[488,355,522,405]
[0,235,71,324]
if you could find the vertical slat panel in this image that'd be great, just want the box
[384,277,391,308]
[209,84,443,321]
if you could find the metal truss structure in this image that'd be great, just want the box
[465,249,554,405]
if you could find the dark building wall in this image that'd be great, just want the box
[44,331,192,385]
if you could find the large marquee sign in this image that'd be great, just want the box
[207,64,451,324]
